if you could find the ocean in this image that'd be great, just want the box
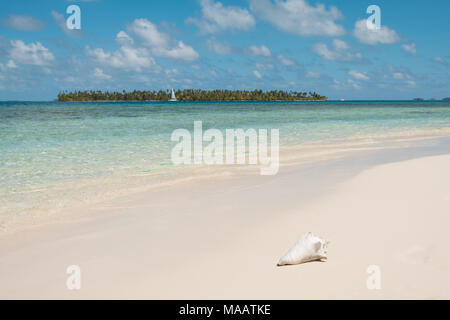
[1,100,450,231]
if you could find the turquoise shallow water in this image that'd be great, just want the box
[1,100,450,230]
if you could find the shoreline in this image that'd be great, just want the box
[1,136,450,298]
[3,99,450,102]
[2,129,450,236]
[54,99,328,103]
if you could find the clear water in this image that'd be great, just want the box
[1,100,450,231]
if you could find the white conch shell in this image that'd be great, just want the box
[277,232,328,266]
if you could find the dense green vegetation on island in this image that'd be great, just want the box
[57,89,327,101]
[414,97,450,101]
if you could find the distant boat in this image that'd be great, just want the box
[169,88,177,102]
[339,98,345,101]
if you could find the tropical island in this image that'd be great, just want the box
[57,89,327,102]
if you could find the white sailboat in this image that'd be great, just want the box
[169,88,177,102]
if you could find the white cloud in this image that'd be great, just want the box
[353,19,399,45]
[347,78,361,90]
[9,40,54,66]
[393,72,412,82]
[253,70,262,79]
[86,46,155,72]
[331,79,342,89]
[306,71,320,79]
[165,68,179,75]
[152,41,199,61]
[116,31,134,46]
[278,54,295,66]
[405,80,417,88]
[0,60,17,71]
[255,63,274,71]
[249,0,345,37]
[246,45,271,57]
[383,65,417,88]
[1,14,45,31]
[126,19,199,61]
[433,56,449,68]
[187,0,255,34]
[6,60,17,68]
[127,19,169,48]
[348,70,369,81]
[207,38,232,55]
[92,68,112,80]
[401,42,416,55]
[388,66,413,79]
[392,72,404,80]
[313,39,362,62]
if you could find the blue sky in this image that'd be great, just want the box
[0,0,449,100]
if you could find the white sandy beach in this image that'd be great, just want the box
[1,145,450,299]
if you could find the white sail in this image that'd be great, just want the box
[169,88,177,101]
